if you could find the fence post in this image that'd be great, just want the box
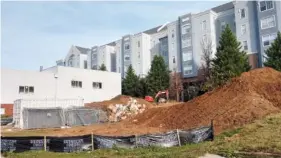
[176,129,181,146]
[44,136,47,151]
[91,132,94,151]
[135,134,138,148]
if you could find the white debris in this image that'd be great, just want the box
[107,97,147,122]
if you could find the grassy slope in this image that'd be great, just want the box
[4,113,281,158]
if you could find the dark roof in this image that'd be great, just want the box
[75,46,90,54]
[106,41,117,46]
[211,1,234,13]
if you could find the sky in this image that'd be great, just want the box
[1,1,227,70]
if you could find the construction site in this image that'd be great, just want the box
[2,67,281,137]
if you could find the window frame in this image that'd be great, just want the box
[240,8,246,19]
[19,86,34,94]
[260,15,276,29]
[259,1,274,12]
[71,80,83,88]
[93,82,102,89]
[262,33,277,47]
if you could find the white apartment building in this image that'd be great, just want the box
[64,45,90,69]
[56,1,281,80]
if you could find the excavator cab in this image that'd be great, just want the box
[155,90,169,104]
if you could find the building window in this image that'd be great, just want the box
[261,16,276,29]
[71,80,82,88]
[240,8,246,18]
[262,33,277,47]
[202,20,207,30]
[182,17,190,22]
[19,86,34,94]
[138,41,140,47]
[182,24,191,34]
[260,1,273,12]
[172,33,174,38]
[241,24,246,35]
[93,82,102,89]
[221,21,226,31]
[84,60,87,69]
[173,56,176,64]
[138,52,140,59]
[243,41,248,50]
[182,37,191,48]
[183,51,193,61]
[124,44,130,50]
[124,54,130,61]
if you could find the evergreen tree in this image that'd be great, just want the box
[211,25,251,87]
[122,65,141,97]
[99,64,107,71]
[264,32,281,71]
[146,55,170,96]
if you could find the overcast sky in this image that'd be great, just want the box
[1,1,227,70]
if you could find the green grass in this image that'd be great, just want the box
[4,113,281,158]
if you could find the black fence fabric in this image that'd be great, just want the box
[1,125,213,153]
[1,136,46,153]
[136,131,179,147]
[48,135,92,152]
[94,135,135,149]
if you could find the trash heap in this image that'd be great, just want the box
[107,97,146,122]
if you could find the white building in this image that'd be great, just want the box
[1,66,121,104]
[64,45,90,69]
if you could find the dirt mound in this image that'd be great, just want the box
[129,67,281,134]
[85,95,154,110]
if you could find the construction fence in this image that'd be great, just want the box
[1,125,213,153]
[19,107,107,129]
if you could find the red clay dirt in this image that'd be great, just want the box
[2,67,281,136]
[128,67,281,134]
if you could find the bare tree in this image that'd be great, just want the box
[169,70,183,102]
[200,38,214,91]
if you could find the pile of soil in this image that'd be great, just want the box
[85,95,154,111]
[129,67,281,134]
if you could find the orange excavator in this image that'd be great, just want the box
[145,90,169,103]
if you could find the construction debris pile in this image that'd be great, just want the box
[107,98,146,122]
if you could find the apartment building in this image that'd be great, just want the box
[56,1,280,80]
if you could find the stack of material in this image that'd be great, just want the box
[107,98,146,122]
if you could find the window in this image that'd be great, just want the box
[261,16,276,29]
[202,20,207,30]
[138,41,140,47]
[19,86,34,94]
[262,33,277,47]
[93,82,102,89]
[71,80,82,88]
[173,56,176,64]
[182,37,191,48]
[182,24,191,34]
[260,1,273,12]
[124,44,130,50]
[241,24,246,35]
[183,51,192,61]
[240,8,246,18]
[172,33,174,38]
[84,60,87,69]
[124,55,130,61]
[221,21,226,31]
[243,41,248,50]
[138,52,140,59]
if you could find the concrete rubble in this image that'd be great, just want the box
[107,97,147,122]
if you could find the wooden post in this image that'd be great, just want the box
[135,135,138,148]
[176,129,181,146]
[44,136,47,151]
[91,132,94,151]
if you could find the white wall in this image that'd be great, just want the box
[167,21,181,72]
[115,40,122,73]
[1,68,57,104]
[141,33,151,76]
[150,29,168,61]
[79,54,88,69]
[1,66,122,104]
